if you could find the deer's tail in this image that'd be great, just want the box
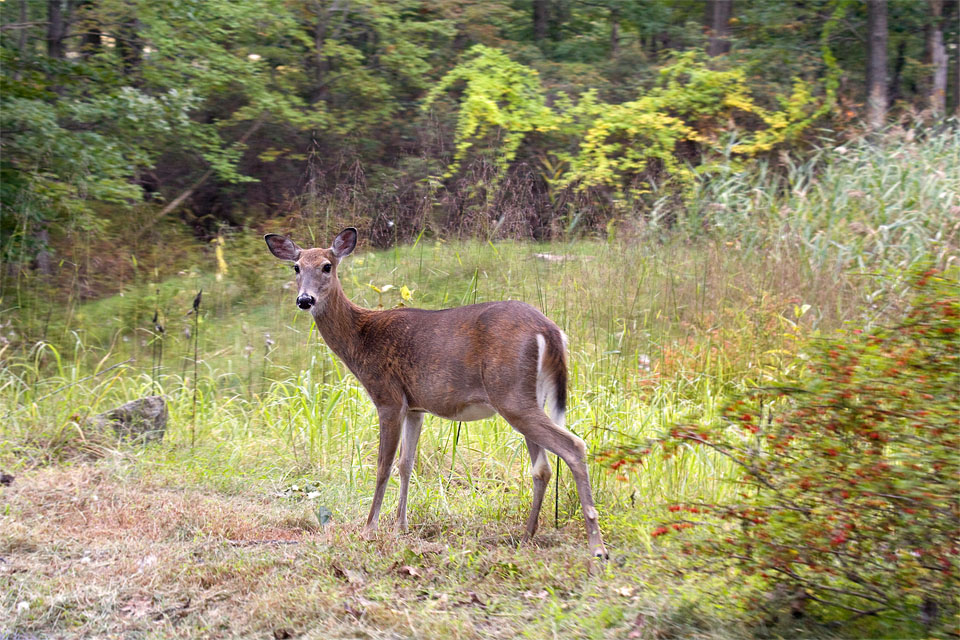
[535,329,568,428]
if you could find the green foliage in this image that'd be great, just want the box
[2,0,955,254]
[561,53,822,199]
[554,86,695,199]
[431,49,824,202]
[0,74,200,258]
[617,266,960,627]
[0,0,457,260]
[423,44,556,177]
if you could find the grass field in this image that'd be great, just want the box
[1,236,880,639]
[2,130,957,639]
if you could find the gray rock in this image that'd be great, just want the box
[92,396,167,444]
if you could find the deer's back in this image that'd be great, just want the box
[349,300,562,417]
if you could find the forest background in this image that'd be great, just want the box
[2,0,959,279]
[1,1,959,639]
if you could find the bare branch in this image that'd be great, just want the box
[1,21,49,31]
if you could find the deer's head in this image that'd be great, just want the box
[264,228,357,313]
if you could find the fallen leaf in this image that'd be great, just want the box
[398,565,421,578]
[332,563,365,586]
[627,612,647,638]
[615,586,635,598]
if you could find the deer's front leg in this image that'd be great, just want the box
[362,404,403,539]
[396,411,425,532]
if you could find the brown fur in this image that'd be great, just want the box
[266,229,606,557]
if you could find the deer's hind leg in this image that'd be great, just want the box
[500,406,607,559]
[523,437,552,541]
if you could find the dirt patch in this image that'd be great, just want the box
[3,465,316,547]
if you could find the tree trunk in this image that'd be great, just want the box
[533,0,548,43]
[610,10,620,58]
[926,0,947,116]
[314,8,328,97]
[310,0,344,103]
[549,0,569,41]
[13,0,28,80]
[46,0,65,59]
[890,39,905,105]
[866,0,888,130]
[78,0,102,57]
[18,0,28,55]
[115,18,142,78]
[706,0,733,57]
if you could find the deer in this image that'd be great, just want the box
[265,228,607,558]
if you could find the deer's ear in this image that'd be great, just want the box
[264,234,301,261]
[331,227,357,259]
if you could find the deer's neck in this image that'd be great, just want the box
[311,280,370,372]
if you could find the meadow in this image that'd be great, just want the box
[1,130,957,638]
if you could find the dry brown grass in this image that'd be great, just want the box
[2,460,719,640]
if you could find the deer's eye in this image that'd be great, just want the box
[322,263,332,273]
[293,264,300,274]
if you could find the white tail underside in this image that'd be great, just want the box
[535,333,565,429]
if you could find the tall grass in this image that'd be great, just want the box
[0,234,864,539]
[687,126,959,271]
[2,129,955,539]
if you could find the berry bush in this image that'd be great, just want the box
[609,267,959,628]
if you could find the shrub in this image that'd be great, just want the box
[606,266,959,628]
[426,47,824,204]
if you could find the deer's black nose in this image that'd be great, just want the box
[297,294,315,309]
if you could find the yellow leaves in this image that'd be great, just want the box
[213,236,228,281]
[721,94,758,115]
[424,45,557,184]
[433,47,823,202]
[367,282,413,307]
[563,101,696,194]
[257,148,286,163]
